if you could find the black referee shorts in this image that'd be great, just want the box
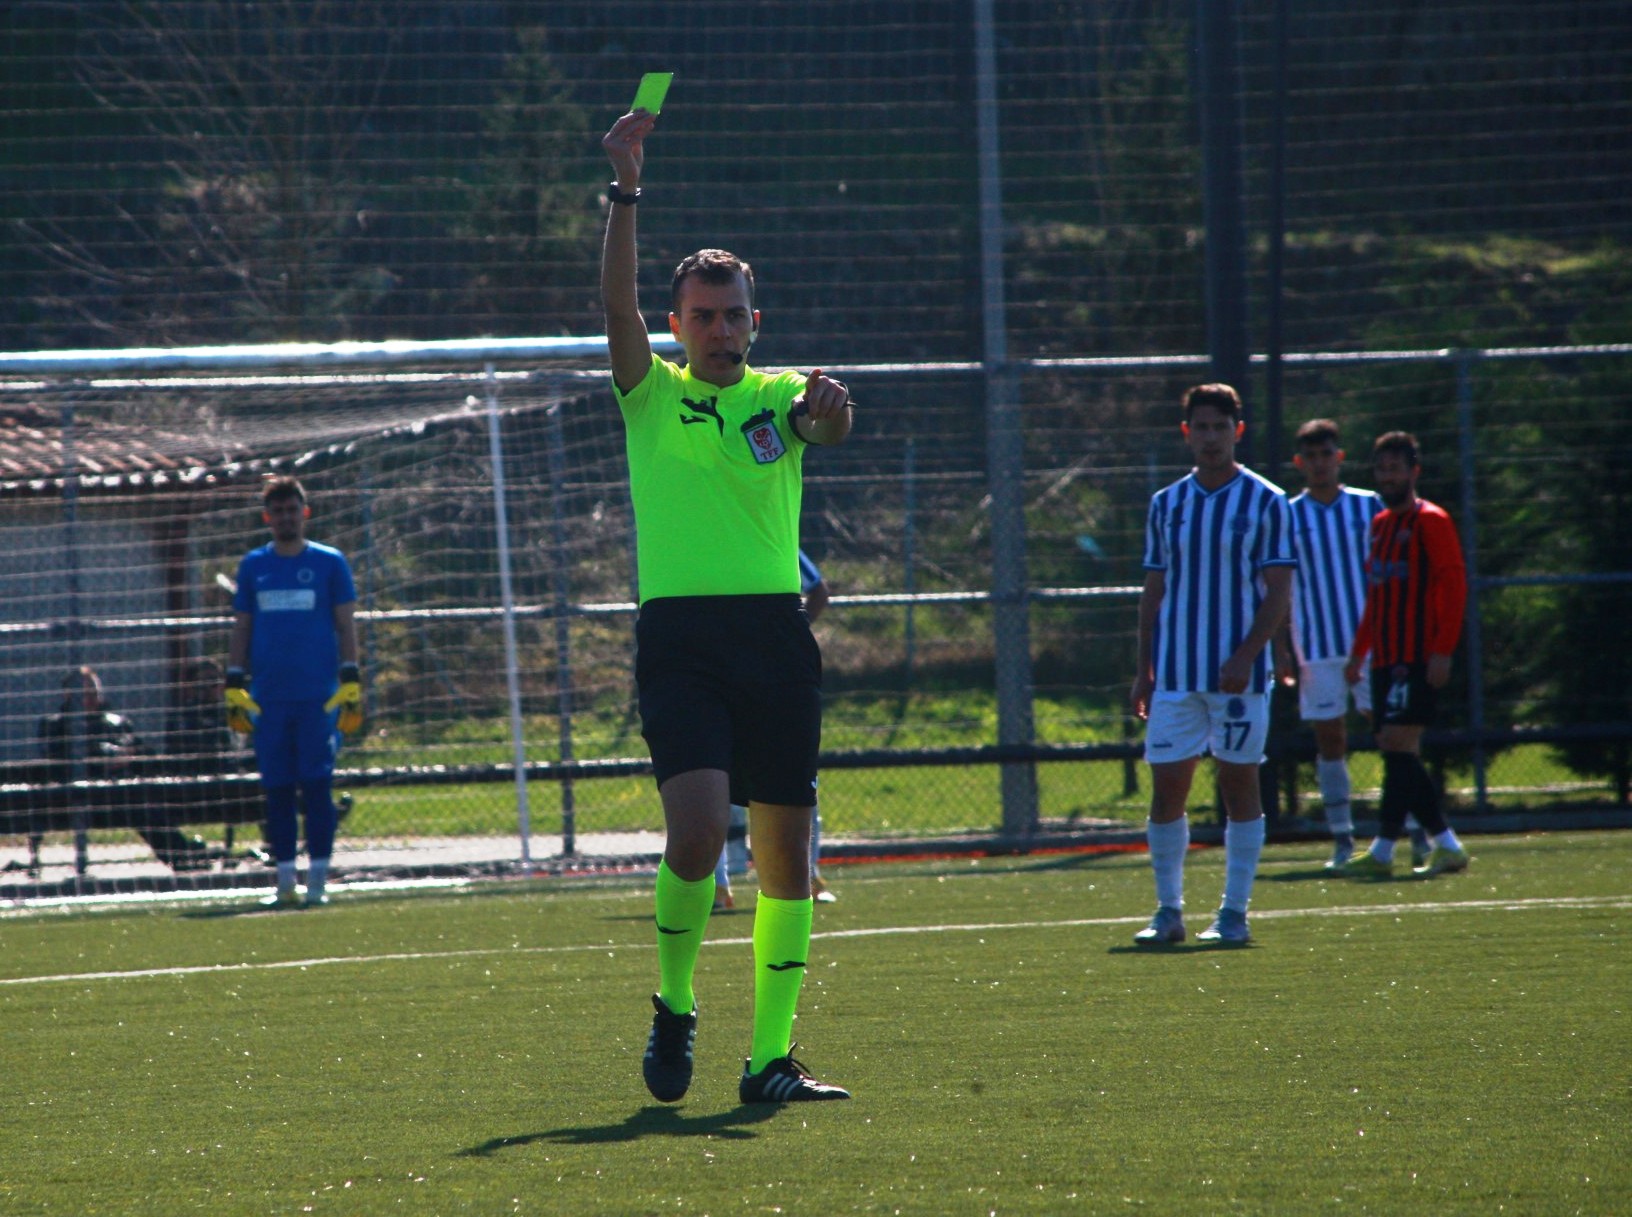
[1371,661,1439,728]
[635,593,822,807]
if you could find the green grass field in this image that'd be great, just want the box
[333,686,1620,840]
[326,739,1616,843]
[2,832,1628,1215]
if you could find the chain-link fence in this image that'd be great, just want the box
[4,3,1629,891]
[1,341,1626,884]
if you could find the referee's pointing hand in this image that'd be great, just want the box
[795,368,850,422]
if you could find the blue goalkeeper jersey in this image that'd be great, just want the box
[233,541,357,704]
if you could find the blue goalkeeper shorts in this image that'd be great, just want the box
[253,699,340,786]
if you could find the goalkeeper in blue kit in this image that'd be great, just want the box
[228,477,363,908]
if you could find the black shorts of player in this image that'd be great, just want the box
[635,593,822,807]
[1371,661,1439,728]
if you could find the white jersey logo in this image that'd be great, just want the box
[258,588,317,613]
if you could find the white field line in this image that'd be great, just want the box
[1,892,1627,989]
[0,876,472,914]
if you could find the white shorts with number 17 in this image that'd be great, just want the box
[1144,690,1272,766]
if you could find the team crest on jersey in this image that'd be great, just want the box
[1231,512,1252,535]
[1226,697,1247,718]
[741,409,788,464]
[297,567,314,584]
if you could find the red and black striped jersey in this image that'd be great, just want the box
[1352,498,1467,669]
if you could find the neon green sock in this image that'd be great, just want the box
[749,893,813,1073]
[653,859,714,1015]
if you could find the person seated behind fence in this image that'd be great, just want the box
[167,659,235,771]
[165,658,269,863]
[37,666,212,872]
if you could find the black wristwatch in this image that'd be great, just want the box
[608,182,642,206]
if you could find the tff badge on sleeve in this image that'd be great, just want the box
[741,409,788,464]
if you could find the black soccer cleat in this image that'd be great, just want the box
[642,993,697,1103]
[738,1050,851,1104]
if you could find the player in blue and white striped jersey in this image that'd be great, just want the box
[1129,384,1294,946]
[1275,418,1429,869]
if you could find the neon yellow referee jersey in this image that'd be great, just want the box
[615,354,808,602]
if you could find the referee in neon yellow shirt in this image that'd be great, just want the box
[602,106,854,1104]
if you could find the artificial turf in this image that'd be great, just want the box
[1,830,1627,1215]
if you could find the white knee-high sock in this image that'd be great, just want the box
[1147,817,1189,910]
[1316,757,1353,835]
[1221,816,1266,914]
[714,846,730,891]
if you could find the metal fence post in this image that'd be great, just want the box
[484,365,533,864]
[1196,0,1252,445]
[902,436,918,685]
[1263,0,1291,483]
[358,462,379,723]
[1455,353,1489,811]
[544,389,578,857]
[61,400,89,879]
[975,0,1038,838]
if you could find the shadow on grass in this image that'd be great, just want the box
[1264,868,1431,885]
[1262,865,1344,883]
[988,849,1148,876]
[180,902,287,920]
[457,1104,781,1155]
[1105,942,1254,955]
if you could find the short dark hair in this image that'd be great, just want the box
[262,475,306,507]
[1295,418,1341,447]
[1372,430,1420,466]
[671,248,756,314]
[1182,383,1242,420]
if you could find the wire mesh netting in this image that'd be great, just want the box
[1,344,1627,884]
[2,2,1629,886]
[3,2,1628,355]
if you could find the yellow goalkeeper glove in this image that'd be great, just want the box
[224,669,260,735]
[326,663,364,736]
